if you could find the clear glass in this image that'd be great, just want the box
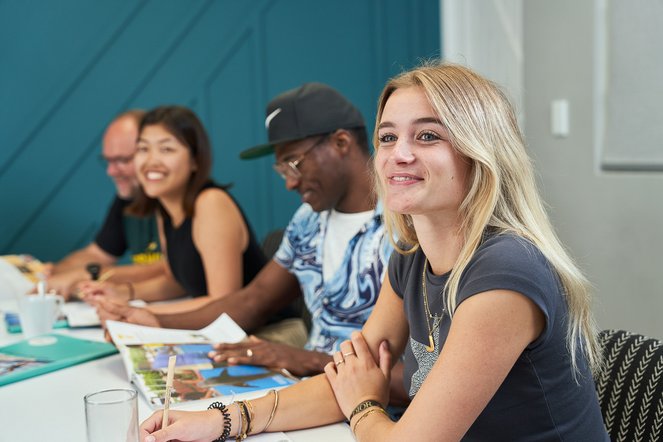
[84,388,139,442]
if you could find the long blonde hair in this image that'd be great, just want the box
[373,62,601,375]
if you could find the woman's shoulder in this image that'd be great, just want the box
[474,232,548,270]
[462,232,559,300]
[387,247,424,298]
[194,186,234,210]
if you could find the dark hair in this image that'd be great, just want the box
[127,106,214,217]
[346,126,370,155]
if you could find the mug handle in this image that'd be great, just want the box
[53,295,65,322]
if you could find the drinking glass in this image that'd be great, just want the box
[84,388,139,442]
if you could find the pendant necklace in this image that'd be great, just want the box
[422,257,447,352]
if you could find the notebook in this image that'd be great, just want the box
[0,333,118,386]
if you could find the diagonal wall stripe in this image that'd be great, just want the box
[5,0,215,252]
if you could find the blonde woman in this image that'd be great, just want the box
[139,63,607,441]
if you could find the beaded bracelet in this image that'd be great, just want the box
[207,401,232,442]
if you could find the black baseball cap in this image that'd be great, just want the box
[239,82,365,160]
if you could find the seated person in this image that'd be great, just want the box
[138,63,608,442]
[97,84,400,391]
[82,106,267,316]
[45,110,164,299]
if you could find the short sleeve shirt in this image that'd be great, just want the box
[388,233,608,441]
[94,196,161,264]
[274,203,393,353]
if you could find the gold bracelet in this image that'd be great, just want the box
[351,407,389,435]
[235,402,243,440]
[262,389,279,432]
[350,399,383,420]
[236,401,249,441]
[245,400,255,435]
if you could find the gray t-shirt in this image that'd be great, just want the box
[389,233,608,441]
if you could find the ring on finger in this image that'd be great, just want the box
[246,349,254,357]
[335,359,345,367]
[342,351,356,358]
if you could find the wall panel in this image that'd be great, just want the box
[0,0,439,260]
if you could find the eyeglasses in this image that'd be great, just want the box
[99,154,134,167]
[272,134,329,180]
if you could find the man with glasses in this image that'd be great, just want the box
[45,110,163,298]
[98,84,402,392]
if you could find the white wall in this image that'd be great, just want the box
[524,0,663,338]
[443,0,663,338]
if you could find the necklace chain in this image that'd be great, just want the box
[422,257,446,352]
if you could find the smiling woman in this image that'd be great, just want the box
[375,88,470,218]
[132,63,609,442]
[79,106,267,315]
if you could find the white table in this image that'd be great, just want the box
[0,300,353,442]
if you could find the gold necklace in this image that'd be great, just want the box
[422,257,446,352]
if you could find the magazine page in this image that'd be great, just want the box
[106,313,246,346]
[107,314,296,407]
[127,342,296,407]
[0,255,44,298]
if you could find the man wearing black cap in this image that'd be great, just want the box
[98,83,393,378]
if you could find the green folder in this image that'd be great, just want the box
[0,334,118,386]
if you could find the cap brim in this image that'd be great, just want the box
[239,143,275,160]
[239,134,308,160]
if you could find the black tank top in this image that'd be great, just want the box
[161,182,266,297]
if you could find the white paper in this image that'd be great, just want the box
[0,259,34,299]
[61,302,100,327]
[246,432,292,442]
[106,313,246,346]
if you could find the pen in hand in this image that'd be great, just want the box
[162,355,177,429]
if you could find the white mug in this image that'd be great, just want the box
[17,294,64,338]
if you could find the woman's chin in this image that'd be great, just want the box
[385,199,415,215]
[141,186,161,199]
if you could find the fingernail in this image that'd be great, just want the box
[145,436,155,442]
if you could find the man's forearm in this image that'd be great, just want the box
[53,244,116,274]
[52,250,96,274]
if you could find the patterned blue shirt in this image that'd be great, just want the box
[274,203,393,353]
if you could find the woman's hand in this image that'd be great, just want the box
[96,298,161,341]
[324,331,392,419]
[78,281,129,305]
[140,409,225,442]
[41,268,84,300]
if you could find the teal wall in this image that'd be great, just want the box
[0,0,440,261]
